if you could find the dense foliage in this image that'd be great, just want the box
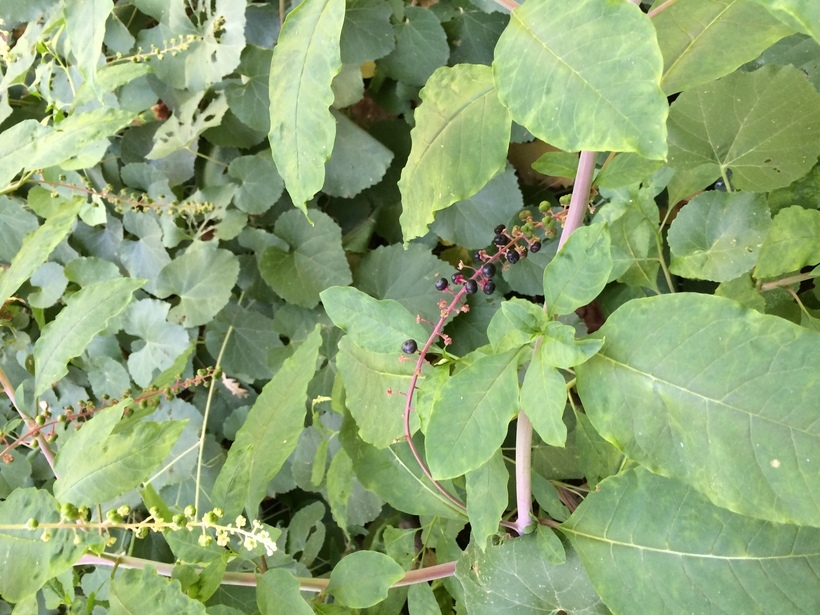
[1,0,819,612]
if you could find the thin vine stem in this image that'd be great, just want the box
[759,271,817,292]
[194,292,243,515]
[648,0,679,18]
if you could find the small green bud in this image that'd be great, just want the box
[35,414,45,426]
[106,509,123,523]
[559,194,572,205]
[198,533,213,547]
[77,506,90,521]
[184,505,196,518]
[26,518,39,530]
[117,505,131,517]
[538,200,551,213]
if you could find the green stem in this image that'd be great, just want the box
[758,271,817,292]
[655,233,676,293]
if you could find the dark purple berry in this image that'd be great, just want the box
[481,263,496,278]
[401,339,418,354]
[473,251,483,262]
[435,278,449,291]
[506,250,520,264]
[451,272,464,284]
[464,279,478,294]
[530,240,542,254]
[494,224,506,235]
[493,234,507,246]
[483,281,496,295]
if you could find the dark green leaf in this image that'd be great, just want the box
[520,345,567,447]
[755,0,820,44]
[595,153,663,189]
[379,6,449,86]
[576,294,820,527]
[340,0,395,65]
[756,206,820,277]
[465,450,508,549]
[257,569,313,615]
[487,297,550,352]
[109,568,206,615]
[327,551,405,608]
[226,46,272,134]
[228,153,284,215]
[323,111,394,198]
[204,303,281,382]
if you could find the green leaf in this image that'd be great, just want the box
[562,468,820,614]
[260,209,352,308]
[407,582,440,615]
[53,400,186,506]
[573,408,622,489]
[340,415,465,519]
[543,224,613,317]
[487,297,550,352]
[536,525,566,565]
[465,450,508,550]
[455,536,609,614]
[540,321,604,368]
[493,0,667,159]
[340,0,395,65]
[755,0,820,44]
[327,551,405,608]
[228,153,284,215]
[531,151,580,179]
[668,191,771,282]
[323,110,394,198]
[654,0,793,94]
[28,262,67,309]
[667,65,820,192]
[212,326,322,519]
[34,278,144,398]
[257,569,313,615]
[336,337,422,448]
[204,303,281,382]
[520,345,567,447]
[448,10,508,66]
[226,46,272,134]
[123,299,190,387]
[756,206,820,277]
[0,198,82,309]
[427,349,520,480]
[0,196,37,262]
[320,286,429,354]
[0,120,45,188]
[154,242,239,328]
[399,64,511,243]
[429,166,524,250]
[268,0,345,212]
[595,153,663,189]
[109,568,206,615]
[379,6,449,86]
[575,293,820,527]
[0,488,97,603]
[64,0,112,90]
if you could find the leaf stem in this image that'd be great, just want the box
[0,365,58,475]
[758,271,817,292]
[492,0,519,11]
[647,0,679,18]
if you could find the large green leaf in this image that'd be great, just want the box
[0,488,99,603]
[64,0,112,90]
[109,568,206,615]
[576,293,820,527]
[654,0,793,94]
[204,303,281,382]
[0,197,82,309]
[493,0,667,160]
[756,206,820,278]
[212,326,322,519]
[543,224,613,317]
[327,551,405,608]
[336,337,422,448]
[379,6,449,86]
[426,349,520,480]
[33,278,144,398]
[257,569,313,615]
[668,191,771,282]
[53,400,186,506]
[0,120,45,188]
[321,285,429,354]
[154,242,240,328]
[340,0,395,65]
[755,0,820,44]
[228,152,284,215]
[667,65,820,192]
[455,536,610,614]
[465,450,508,549]
[226,46,272,134]
[123,299,190,387]
[520,345,568,447]
[268,0,345,213]
[260,209,352,308]
[562,468,820,614]
[399,64,511,243]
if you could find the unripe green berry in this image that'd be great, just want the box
[26,518,39,530]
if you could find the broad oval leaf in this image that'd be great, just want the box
[34,277,144,398]
[327,551,405,608]
[379,6,448,86]
[655,0,793,95]
[399,63,511,243]
[668,191,771,282]
[257,569,313,615]
[493,0,667,160]
[543,224,613,317]
[667,65,820,192]
[755,206,820,278]
[520,349,567,447]
[109,568,206,615]
[427,349,520,480]
[576,293,820,527]
[455,535,610,614]
[755,0,820,44]
[268,0,345,212]
[562,468,820,614]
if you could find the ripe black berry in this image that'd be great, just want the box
[493,234,507,246]
[401,339,418,354]
[451,272,463,284]
[481,263,496,278]
[530,240,542,254]
[483,281,496,295]
[473,251,483,262]
[506,250,520,264]
[494,224,506,235]
[435,278,449,291]
[464,279,478,294]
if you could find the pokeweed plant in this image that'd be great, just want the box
[0,0,819,612]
